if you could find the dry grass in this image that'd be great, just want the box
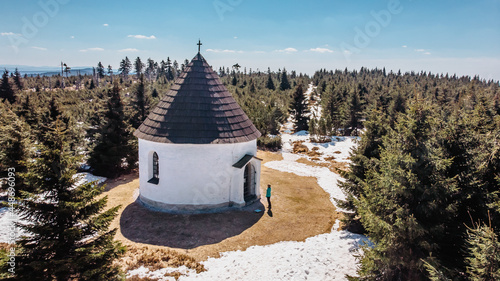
[117,245,205,273]
[296,157,349,173]
[102,150,339,265]
[292,141,309,154]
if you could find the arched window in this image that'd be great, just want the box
[148,152,159,184]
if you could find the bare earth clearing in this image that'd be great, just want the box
[104,150,341,263]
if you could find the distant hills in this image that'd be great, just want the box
[0,65,94,77]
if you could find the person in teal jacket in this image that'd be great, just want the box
[266,184,272,209]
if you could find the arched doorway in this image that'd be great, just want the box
[243,164,256,203]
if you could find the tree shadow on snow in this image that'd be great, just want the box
[119,200,264,249]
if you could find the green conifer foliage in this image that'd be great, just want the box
[289,84,309,132]
[354,99,455,280]
[465,224,500,280]
[88,83,136,178]
[15,116,125,280]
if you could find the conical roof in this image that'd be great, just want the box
[134,53,261,144]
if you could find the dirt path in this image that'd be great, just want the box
[103,150,340,262]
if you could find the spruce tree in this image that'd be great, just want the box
[266,73,275,90]
[96,62,105,78]
[13,68,22,90]
[88,82,135,178]
[118,56,131,80]
[15,115,124,280]
[354,98,456,280]
[134,57,144,78]
[0,103,30,182]
[289,84,309,131]
[0,70,15,104]
[337,108,389,231]
[131,75,147,128]
[279,68,291,90]
[345,90,362,136]
[465,224,500,280]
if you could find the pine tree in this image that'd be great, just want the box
[266,73,275,90]
[354,99,456,280]
[0,70,15,104]
[279,68,291,90]
[289,84,309,131]
[88,82,136,178]
[15,113,125,280]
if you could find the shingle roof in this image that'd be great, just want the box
[134,52,261,144]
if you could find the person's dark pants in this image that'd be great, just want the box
[267,196,271,209]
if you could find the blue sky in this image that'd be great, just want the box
[1,0,499,79]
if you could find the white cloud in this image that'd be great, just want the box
[309,47,334,53]
[206,49,243,53]
[234,36,238,39]
[103,23,109,27]
[276,47,298,53]
[424,52,431,55]
[402,45,407,48]
[127,34,156,40]
[415,49,425,52]
[1,32,20,36]
[70,35,75,39]
[118,48,139,52]
[79,47,104,52]
[31,46,47,51]
[343,50,352,55]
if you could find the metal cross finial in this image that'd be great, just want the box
[197,39,202,53]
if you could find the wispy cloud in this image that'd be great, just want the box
[1,32,20,36]
[31,46,47,51]
[70,35,75,39]
[127,34,156,40]
[118,48,139,52]
[79,47,104,52]
[415,48,431,55]
[103,23,109,27]
[309,47,333,53]
[402,45,407,48]
[276,47,298,53]
[206,49,243,53]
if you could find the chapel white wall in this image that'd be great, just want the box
[138,138,259,209]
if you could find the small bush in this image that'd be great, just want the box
[257,135,282,151]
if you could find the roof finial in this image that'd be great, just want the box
[197,39,202,53]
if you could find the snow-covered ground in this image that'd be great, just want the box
[129,83,369,281]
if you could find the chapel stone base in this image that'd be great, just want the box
[139,194,260,214]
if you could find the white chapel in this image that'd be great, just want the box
[133,44,262,212]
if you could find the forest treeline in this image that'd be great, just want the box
[0,57,499,280]
[313,68,499,280]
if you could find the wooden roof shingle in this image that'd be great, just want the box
[134,52,261,144]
